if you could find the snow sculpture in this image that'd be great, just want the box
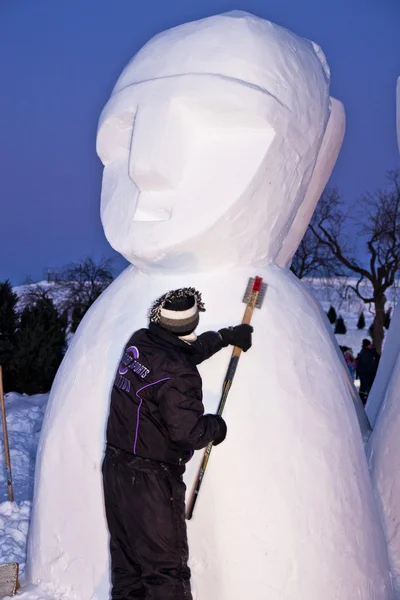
[27,11,393,600]
[366,77,400,595]
[366,77,400,427]
[366,304,400,427]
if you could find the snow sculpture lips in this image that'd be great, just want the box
[97,11,331,271]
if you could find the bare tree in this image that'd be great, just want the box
[19,258,114,333]
[59,257,115,332]
[291,187,346,280]
[291,227,341,279]
[308,171,400,353]
[20,278,56,308]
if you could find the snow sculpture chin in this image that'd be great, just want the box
[27,11,394,600]
[366,77,400,595]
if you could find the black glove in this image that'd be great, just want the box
[218,324,253,352]
[213,415,227,446]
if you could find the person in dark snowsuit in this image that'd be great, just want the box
[356,338,380,405]
[102,287,253,600]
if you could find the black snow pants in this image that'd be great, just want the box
[359,378,372,405]
[102,445,192,600]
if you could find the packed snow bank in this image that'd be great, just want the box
[13,585,54,600]
[0,393,48,578]
[0,502,30,576]
[368,352,400,595]
[0,393,48,505]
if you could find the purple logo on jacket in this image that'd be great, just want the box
[115,346,151,393]
[119,346,140,375]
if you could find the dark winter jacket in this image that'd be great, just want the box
[356,347,380,389]
[106,323,226,468]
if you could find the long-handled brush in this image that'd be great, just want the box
[186,276,267,520]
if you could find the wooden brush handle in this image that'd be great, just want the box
[0,367,14,502]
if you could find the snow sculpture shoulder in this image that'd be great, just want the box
[27,11,394,600]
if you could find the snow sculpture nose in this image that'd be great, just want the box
[129,100,187,193]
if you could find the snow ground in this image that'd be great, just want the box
[0,393,48,581]
[0,279,396,593]
[304,278,399,355]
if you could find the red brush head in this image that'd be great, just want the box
[253,276,263,292]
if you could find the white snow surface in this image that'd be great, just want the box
[365,78,400,598]
[0,393,48,579]
[27,266,392,600]
[24,11,394,600]
[366,304,400,427]
[0,291,394,598]
[276,97,345,269]
[368,347,400,596]
[0,502,30,576]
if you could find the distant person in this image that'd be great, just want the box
[342,346,356,380]
[356,339,380,405]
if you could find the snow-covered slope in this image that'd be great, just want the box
[0,393,48,579]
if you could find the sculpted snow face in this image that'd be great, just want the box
[97,11,331,270]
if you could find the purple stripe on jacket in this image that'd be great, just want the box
[134,378,171,454]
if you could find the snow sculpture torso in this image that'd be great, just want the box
[27,12,394,600]
[366,76,400,595]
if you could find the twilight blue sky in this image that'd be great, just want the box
[1,0,399,284]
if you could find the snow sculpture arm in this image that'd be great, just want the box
[158,374,224,450]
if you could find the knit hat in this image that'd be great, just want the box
[149,287,205,339]
[362,338,371,348]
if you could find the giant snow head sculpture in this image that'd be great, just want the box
[97,11,344,271]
